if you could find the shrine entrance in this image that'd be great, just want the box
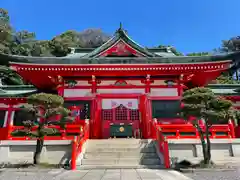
[95,94,146,139]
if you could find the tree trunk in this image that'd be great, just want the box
[195,123,208,164]
[33,138,44,164]
[205,123,211,165]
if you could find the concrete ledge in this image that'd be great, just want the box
[0,140,72,165]
[0,140,72,145]
[167,138,240,165]
[167,139,240,144]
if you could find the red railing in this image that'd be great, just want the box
[156,120,235,139]
[71,120,90,170]
[7,123,85,140]
[152,120,170,168]
[151,119,236,169]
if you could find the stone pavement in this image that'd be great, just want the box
[57,169,192,180]
[185,168,240,180]
[0,168,192,180]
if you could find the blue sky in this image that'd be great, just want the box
[1,0,240,54]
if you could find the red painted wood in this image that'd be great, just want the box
[99,40,145,57]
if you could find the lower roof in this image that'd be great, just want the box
[0,84,239,98]
[0,51,240,65]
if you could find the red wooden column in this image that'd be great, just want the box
[141,74,152,93]
[54,75,64,96]
[177,74,184,96]
[140,75,153,139]
[140,94,149,139]
[6,104,14,139]
[93,95,102,139]
[88,75,98,94]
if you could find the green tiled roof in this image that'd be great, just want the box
[207,84,240,95]
[0,85,37,97]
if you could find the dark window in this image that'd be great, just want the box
[13,110,37,126]
[0,110,6,128]
[64,100,91,119]
[152,100,181,119]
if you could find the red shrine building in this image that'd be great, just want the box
[0,27,239,140]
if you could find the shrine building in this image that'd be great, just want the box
[0,27,240,140]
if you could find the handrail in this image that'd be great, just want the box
[71,119,90,170]
[154,120,235,139]
[152,119,170,168]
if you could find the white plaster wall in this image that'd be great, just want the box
[97,89,145,94]
[167,139,240,164]
[0,140,72,165]
[63,89,92,97]
[13,103,29,108]
[150,88,178,96]
[0,103,9,108]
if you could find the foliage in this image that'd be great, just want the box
[182,87,234,165]
[11,93,74,164]
[216,74,240,84]
[220,36,240,52]
[0,65,25,85]
[0,8,110,57]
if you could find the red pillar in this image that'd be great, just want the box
[6,104,13,140]
[93,96,102,139]
[56,75,64,96]
[89,75,97,94]
[143,74,151,93]
[57,85,64,97]
[140,94,150,139]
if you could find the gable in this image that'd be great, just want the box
[98,40,146,57]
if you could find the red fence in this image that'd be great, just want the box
[156,122,235,139]
[71,121,90,170]
[6,121,85,140]
[151,119,236,169]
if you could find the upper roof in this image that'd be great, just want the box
[0,51,238,65]
[0,26,240,65]
[80,27,157,58]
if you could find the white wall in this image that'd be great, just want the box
[167,139,240,164]
[0,140,72,165]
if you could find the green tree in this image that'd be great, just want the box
[182,87,234,166]
[0,66,25,85]
[11,93,74,164]
[220,37,240,52]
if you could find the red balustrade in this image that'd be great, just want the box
[71,120,90,170]
[152,119,170,168]
[151,119,236,169]
[154,120,235,139]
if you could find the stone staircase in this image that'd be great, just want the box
[76,139,164,169]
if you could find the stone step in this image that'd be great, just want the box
[81,158,161,165]
[87,144,155,149]
[87,139,152,145]
[85,147,156,153]
[77,164,164,170]
[83,152,159,159]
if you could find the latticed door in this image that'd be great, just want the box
[101,99,140,122]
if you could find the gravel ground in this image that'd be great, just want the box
[185,168,240,180]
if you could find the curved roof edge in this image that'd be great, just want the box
[1,51,240,65]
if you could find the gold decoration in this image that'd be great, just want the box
[119,127,125,132]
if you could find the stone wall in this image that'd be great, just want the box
[168,139,240,164]
[0,140,72,165]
